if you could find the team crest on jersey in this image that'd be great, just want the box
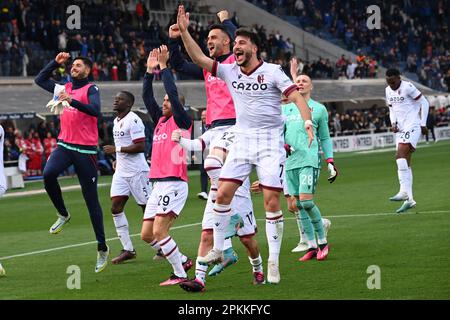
[257,74,265,84]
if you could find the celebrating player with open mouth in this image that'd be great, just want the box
[177,5,313,284]
[385,68,429,213]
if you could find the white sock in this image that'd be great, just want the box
[149,239,160,251]
[159,236,186,278]
[265,211,284,264]
[396,158,409,195]
[195,260,208,284]
[213,203,232,252]
[223,237,232,250]
[112,212,133,251]
[180,253,188,264]
[307,239,318,249]
[407,167,413,200]
[249,254,263,273]
[295,212,306,243]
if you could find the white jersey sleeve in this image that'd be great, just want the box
[213,61,233,82]
[405,82,422,100]
[130,116,146,142]
[274,65,298,97]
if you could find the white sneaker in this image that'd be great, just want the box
[389,192,408,202]
[0,262,5,276]
[49,212,71,234]
[197,192,208,200]
[322,218,331,237]
[95,246,109,273]
[291,242,309,253]
[267,260,280,284]
[197,248,223,265]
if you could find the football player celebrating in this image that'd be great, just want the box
[385,69,429,213]
[177,5,313,284]
[140,46,193,286]
[103,91,151,264]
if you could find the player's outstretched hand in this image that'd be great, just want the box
[171,129,182,142]
[421,126,428,135]
[391,122,399,133]
[147,48,159,73]
[327,162,338,183]
[158,45,169,67]
[290,56,298,80]
[55,52,70,64]
[284,143,295,156]
[250,180,262,194]
[169,24,181,39]
[177,5,190,33]
[103,145,116,155]
[217,10,229,22]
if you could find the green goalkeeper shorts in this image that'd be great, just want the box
[286,166,320,196]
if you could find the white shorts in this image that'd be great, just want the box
[143,181,188,220]
[202,195,257,237]
[110,171,151,205]
[282,169,289,197]
[396,126,421,150]
[219,129,286,191]
[201,124,235,152]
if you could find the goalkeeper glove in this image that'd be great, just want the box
[284,144,295,157]
[327,159,338,183]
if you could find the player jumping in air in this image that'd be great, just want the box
[35,53,109,273]
[177,5,313,284]
[140,46,193,286]
[385,69,429,213]
[103,91,151,264]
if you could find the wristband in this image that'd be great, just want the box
[326,158,334,164]
[116,146,122,153]
[304,120,313,128]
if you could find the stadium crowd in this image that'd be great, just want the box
[0,0,380,81]
[249,0,450,92]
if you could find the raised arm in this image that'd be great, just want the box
[177,5,215,73]
[34,52,70,93]
[158,45,192,130]
[168,24,204,79]
[142,49,162,124]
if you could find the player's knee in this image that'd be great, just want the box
[141,231,154,243]
[239,235,252,247]
[111,204,124,215]
[204,155,223,181]
[264,196,280,212]
[215,189,233,205]
[200,230,213,245]
[43,167,58,182]
[300,200,315,211]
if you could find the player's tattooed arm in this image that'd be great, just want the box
[177,5,214,72]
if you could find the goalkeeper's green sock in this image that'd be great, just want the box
[300,200,327,245]
[296,201,316,247]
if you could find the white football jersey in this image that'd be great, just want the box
[213,60,298,132]
[386,80,423,131]
[113,111,149,177]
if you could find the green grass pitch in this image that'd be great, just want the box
[1,140,449,299]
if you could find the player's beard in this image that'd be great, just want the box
[237,51,252,67]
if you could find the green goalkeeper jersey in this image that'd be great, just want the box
[282,99,333,170]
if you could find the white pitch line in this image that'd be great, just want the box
[0,210,448,261]
[3,183,110,198]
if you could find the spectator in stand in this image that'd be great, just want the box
[43,131,57,160]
